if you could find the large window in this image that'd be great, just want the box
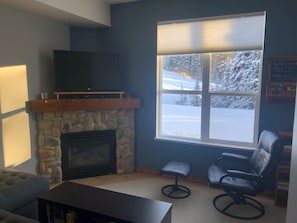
[156,12,266,149]
[0,65,31,167]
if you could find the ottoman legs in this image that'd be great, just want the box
[161,175,191,199]
[160,161,191,199]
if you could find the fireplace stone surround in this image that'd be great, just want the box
[28,98,140,183]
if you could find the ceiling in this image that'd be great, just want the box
[0,0,139,27]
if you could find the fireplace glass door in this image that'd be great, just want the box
[61,130,116,180]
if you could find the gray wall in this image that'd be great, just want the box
[0,5,70,174]
[70,0,297,180]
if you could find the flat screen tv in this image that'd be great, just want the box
[53,50,122,93]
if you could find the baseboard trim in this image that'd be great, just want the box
[135,168,158,176]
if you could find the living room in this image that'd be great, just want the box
[0,0,297,222]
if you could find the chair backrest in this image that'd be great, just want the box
[249,130,283,180]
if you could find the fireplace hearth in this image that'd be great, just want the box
[61,130,116,180]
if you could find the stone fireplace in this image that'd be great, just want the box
[30,98,139,184]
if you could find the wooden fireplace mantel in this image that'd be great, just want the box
[26,98,140,112]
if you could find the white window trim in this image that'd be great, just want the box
[156,53,262,149]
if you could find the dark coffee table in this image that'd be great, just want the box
[38,181,172,223]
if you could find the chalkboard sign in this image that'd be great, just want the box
[266,56,297,102]
[269,57,297,82]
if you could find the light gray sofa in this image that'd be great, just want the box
[0,168,50,223]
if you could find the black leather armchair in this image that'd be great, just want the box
[208,130,283,220]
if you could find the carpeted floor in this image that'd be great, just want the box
[72,173,287,223]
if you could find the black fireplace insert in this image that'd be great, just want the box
[60,129,116,180]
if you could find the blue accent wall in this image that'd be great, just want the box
[70,0,297,179]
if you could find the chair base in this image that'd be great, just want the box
[161,183,191,199]
[213,193,265,220]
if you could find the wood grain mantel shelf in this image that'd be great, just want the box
[26,98,140,112]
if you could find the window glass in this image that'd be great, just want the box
[2,111,31,167]
[158,51,260,146]
[0,65,28,113]
[0,65,31,167]
[161,54,203,91]
[210,51,261,92]
[209,95,256,143]
[160,93,201,139]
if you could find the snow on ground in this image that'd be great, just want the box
[160,70,254,143]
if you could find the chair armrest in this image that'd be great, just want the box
[215,152,249,164]
[226,169,262,181]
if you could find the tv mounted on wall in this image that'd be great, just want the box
[53,50,122,94]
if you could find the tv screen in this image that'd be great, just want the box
[53,50,122,93]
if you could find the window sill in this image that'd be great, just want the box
[154,136,256,151]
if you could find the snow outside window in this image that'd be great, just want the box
[156,12,266,149]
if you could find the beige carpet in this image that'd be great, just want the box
[95,174,287,223]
